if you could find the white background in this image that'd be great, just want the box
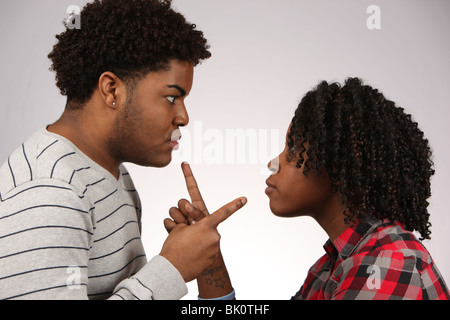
[1,0,449,299]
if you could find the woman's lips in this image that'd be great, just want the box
[265,186,276,195]
[265,179,276,195]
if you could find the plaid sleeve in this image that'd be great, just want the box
[331,249,450,300]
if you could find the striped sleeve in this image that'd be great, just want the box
[110,255,188,300]
[0,179,93,300]
[0,179,188,300]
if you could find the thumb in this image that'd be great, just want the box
[207,197,247,228]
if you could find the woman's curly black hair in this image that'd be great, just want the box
[48,0,211,108]
[287,77,434,240]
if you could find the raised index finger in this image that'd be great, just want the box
[181,162,208,214]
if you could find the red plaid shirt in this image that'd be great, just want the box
[293,217,450,300]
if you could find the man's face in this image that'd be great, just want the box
[109,59,194,168]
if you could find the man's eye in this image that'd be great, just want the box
[166,96,176,104]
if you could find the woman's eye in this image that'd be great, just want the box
[166,96,176,104]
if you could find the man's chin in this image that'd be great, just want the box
[135,155,172,168]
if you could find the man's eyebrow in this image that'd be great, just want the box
[167,85,186,97]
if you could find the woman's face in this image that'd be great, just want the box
[265,125,336,219]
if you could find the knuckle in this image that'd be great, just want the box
[187,185,198,192]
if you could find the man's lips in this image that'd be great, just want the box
[171,128,182,141]
[168,140,179,150]
[169,129,182,150]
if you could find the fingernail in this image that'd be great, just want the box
[241,198,247,206]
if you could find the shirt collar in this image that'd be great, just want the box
[323,216,386,260]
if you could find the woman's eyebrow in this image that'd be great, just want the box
[167,84,186,97]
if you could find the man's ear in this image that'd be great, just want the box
[98,71,126,109]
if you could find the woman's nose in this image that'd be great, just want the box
[267,156,280,175]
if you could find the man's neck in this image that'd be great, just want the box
[47,109,121,179]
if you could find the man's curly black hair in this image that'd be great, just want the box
[48,0,211,108]
[287,77,434,240]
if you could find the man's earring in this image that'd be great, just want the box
[112,102,116,106]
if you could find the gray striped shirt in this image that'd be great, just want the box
[0,128,187,300]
